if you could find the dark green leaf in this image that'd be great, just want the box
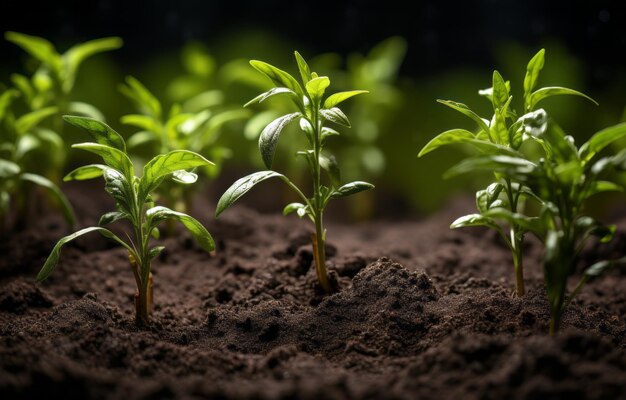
[529,87,598,110]
[319,154,341,187]
[418,129,475,157]
[72,143,133,178]
[64,115,126,151]
[249,60,303,95]
[119,76,162,118]
[330,181,374,199]
[15,107,58,135]
[258,112,301,168]
[437,100,490,134]
[216,171,286,216]
[98,211,128,226]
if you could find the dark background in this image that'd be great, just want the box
[1,0,624,89]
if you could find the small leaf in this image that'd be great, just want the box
[283,202,306,216]
[523,49,545,109]
[491,71,509,110]
[98,211,128,226]
[119,76,162,118]
[321,127,340,143]
[445,155,538,179]
[63,164,108,181]
[323,90,369,109]
[320,107,351,127]
[216,171,286,216]
[258,112,301,168]
[0,159,21,178]
[148,246,165,261]
[146,206,215,252]
[529,87,598,110]
[319,154,341,187]
[330,181,374,199]
[121,114,161,133]
[64,115,126,151]
[37,227,130,282]
[418,129,475,157]
[20,173,75,226]
[450,214,500,231]
[437,100,490,134]
[141,150,213,199]
[294,51,312,84]
[249,60,303,95]
[483,208,544,237]
[244,87,297,108]
[305,76,330,103]
[585,256,626,278]
[72,143,133,178]
[172,170,198,184]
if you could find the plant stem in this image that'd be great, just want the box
[505,178,525,296]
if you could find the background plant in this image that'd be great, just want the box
[215,52,373,292]
[418,49,597,296]
[36,116,215,325]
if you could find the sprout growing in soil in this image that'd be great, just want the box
[37,116,215,325]
[418,49,597,297]
[215,52,374,293]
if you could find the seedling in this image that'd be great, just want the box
[215,52,373,293]
[120,76,247,221]
[0,88,74,232]
[36,116,215,325]
[418,49,597,296]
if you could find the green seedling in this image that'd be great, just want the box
[215,52,373,293]
[36,116,215,325]
[120,76,247,221]
[418,49,597,296]
[0,89,74,232]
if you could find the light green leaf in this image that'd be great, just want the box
[249,60,303,95]
[445,155,538,179]
[127,131,158,148]
[20,173,75,226]
[450,214,500,231]
[171,170,198,184]
[320,107,351,127]
[418,129,475,157]
[483,208,544,237]
[529,87,598,110]
[294,51,312,84]
[72,143,133,178]
[330,181,374,199]
[64,115,126,151]
[323,90,369,109]
[15,107,58,135]
[68,101,105,120]
[64,37,122,77]
[491,71,509,110]
[119,76,162,118]
[63,164,108,181]
[437,100,490,134]
[283,202,306,216]
[140,150,213,198]
[37,227,131,282]
[120,114,160,133]
[244,87,297,108]
[0,159,21,178]
[523,48,545,109]
[258,112,301,168]
[584,181,623,199]
[146,206,215,252]
[578,122,626,163]
[216,171,286,216]
[5,32,60,71]
[305,76,330,103]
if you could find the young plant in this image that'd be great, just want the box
[418,49,597,296]
[0,88,74,232]
[36,116,215,325]
[215,52,373,293]
[120,76,247,219]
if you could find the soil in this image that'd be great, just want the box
[0,186,625,400]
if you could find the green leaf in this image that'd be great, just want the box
[98,211,128,226]
[72,143,133,178]
[120,114,160,133]
[37,227,130,282]
[146,206,215,252]
[148,246,165,261]
[64,37,122,77]
[319,154,341,188]
[491,71,509,110]
[171,170,198,184]
[418,129,475,157]
[483,208,544,237]
[529,87,598,110]
[585,256,626,278]
[0,89,18,121]
[63,115,126,151]
[283,202,306,217]
[64,164,108,181]
[578,122,626,163]
[450,214,500,231]
[305,76,330,103]
[244,87,297,108]
[140,150,213,198]
[585,181,623,199]
[445,155,538,179]
[103,169,133,213]
[523,49,545,109]
[5,32,60,71]
[249,60,303,95]
[216,171,286,216]
[127,131,157,148]
[437,100,490,135]
[323,90,369,109]
[320,107,351,127]
[68,102,105,120]
[476,183,504,213]
[15,107,58,135]
[20,173,75,226]
[0,159,20,178]
[119,76,162,118]
[330,181,374,199]
[321,127,340,144]
[294,51,312,84]
[258,112,301,168]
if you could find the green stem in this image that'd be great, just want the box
[505,178,525,296]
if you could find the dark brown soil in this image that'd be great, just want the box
[0,188,625,400]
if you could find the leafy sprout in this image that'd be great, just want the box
[215,51,373,293]
[37,115,215,325]
[419,49,598,297]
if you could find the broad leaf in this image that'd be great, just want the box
[445,155,538,179]
[323,90,369,109]
[491,71,509,110]
[529,87,597,110]
[72,143,133,178]
[249,60,303,95]
[141,150,213,198]
[64,115,126,151]
[584,180,623,199]
[320,107,351,127]
[418,129,475,157]
[120,114,160,133]
[258,112,301,168]
[305,76,330,103]
[330,181,374,199]
[146,206,215,252]
[37,227,131,282]
[216,171,286,216]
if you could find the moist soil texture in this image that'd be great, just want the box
[0,187,625,400]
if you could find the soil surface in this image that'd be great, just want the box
[1,187,625,400]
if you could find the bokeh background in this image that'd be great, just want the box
[2,0,625,219]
